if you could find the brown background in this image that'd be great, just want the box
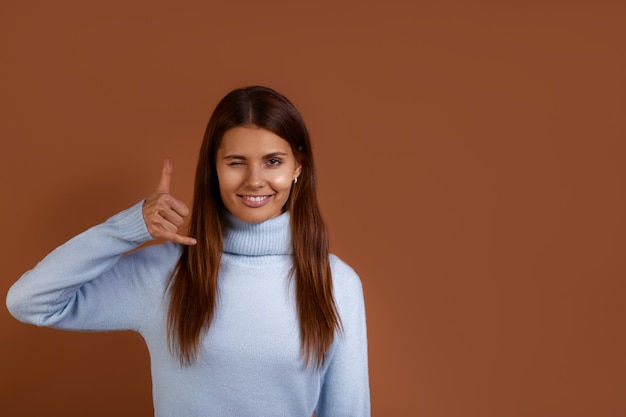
[1,1,625,416]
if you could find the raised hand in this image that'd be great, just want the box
[142,158,197,245]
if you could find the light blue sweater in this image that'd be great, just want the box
[6,202,370,416]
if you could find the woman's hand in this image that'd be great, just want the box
[142,159,197,245]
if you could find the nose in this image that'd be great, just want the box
[244,165,264,188]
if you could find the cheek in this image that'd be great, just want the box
[269,172,294,191]
[216,168,239,196]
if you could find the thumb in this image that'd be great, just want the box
[156,158,173,194]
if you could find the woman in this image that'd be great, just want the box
[6,86,370,416]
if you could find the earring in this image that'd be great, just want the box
[294,177,298,184]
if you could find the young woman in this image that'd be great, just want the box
[6,86,370,416]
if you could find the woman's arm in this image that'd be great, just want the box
[315,256,371,417]
[6,159,194,331]
[5,201,164,331]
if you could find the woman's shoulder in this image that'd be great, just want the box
[329,254,364,298]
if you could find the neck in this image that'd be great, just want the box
[223,211,292,256]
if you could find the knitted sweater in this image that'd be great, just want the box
[6,201,370,417]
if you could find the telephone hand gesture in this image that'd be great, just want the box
[142,159,197,246]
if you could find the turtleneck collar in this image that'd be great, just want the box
[223,211,292,256]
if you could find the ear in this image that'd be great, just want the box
[294,161,302,180]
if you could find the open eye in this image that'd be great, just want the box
[267,158,282,166]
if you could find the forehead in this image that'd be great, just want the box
[218,126,293,156]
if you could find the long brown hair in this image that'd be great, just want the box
[167,86,341,367]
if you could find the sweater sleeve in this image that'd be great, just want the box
[5,201,170,332]
[315,255,371,417]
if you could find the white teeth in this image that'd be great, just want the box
[244,195,267,202]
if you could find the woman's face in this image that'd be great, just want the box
[216,126,302,223]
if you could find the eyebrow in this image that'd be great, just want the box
[222,152,289,160]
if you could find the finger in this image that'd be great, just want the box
[153,196,189,226]
[158,209,185,228]
[156,158,173,194]
[146,216,195,245]
[167,198,190,218]
[159,230,197,246]
[153,214,181,233]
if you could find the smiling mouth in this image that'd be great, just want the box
[239,194,273,207]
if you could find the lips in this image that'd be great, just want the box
[239,194,273,208]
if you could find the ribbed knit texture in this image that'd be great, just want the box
[223,211,293,256]
[6,201,370,417]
